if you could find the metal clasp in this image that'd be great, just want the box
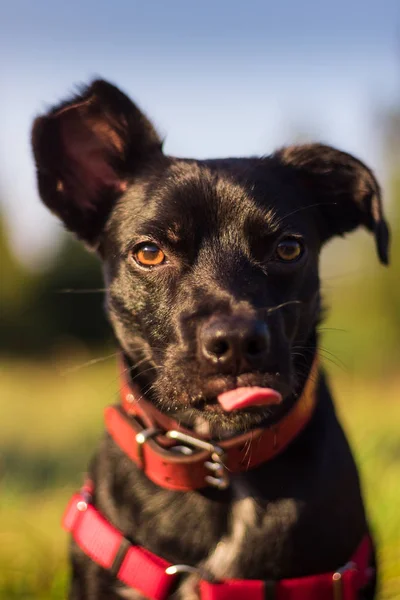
[77,480,93,512]
[135,427,162,466]
[165,563,214,583]
[165,564,199,576]
[332,561,356,600]
[166,430,229,490]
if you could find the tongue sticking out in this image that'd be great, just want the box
[217,387,282,412]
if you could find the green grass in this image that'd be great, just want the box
[1,355,399,599]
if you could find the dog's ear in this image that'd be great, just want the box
[32,80,163,246]
[273,144,390,264]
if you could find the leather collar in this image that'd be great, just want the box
[104,356,319,492]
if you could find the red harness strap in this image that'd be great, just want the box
[63,490,175,600]
[63,486,373,600]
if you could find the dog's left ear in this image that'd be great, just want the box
[273,144,390,264]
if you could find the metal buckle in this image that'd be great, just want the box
[165,564,199,576]
[135,427,162,465]
[76,499,89,512]
[166,430,229,490]
[332,561,356,600]
[165,563,214,584]
[77,482,93,512]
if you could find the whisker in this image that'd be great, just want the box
[291,360,320,387]
[293,344,347,372]
[54,288,109,294]
[318,345,347,365]
[129,365,161,384]
[109,369,164,407]
[274,201,338,227]
[69,352,163,400]
[63,340,166,378]
[244,436,254,471]
[123,357,157,375]
[266,300,302,313]
[60,351,119,375]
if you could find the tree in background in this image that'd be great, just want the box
[0,213,111,355]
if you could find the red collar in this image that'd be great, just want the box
[63,483,373,600]
[104,356,320,492]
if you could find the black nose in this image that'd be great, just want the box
[200,317,270,373]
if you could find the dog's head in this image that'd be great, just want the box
[32,80,389,434]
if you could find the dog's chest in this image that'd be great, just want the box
[116,491,298,600]
[124,473,299,579]
[202,479,298,581]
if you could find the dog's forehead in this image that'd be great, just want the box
[154,159,289,228]
[110,157,306,249]
[159,160,266,228]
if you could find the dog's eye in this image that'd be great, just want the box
[132,243,166,267]
[275,238,303,262]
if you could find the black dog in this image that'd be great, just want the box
[32,80,389,600]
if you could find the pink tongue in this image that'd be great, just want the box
[217,387,282,412]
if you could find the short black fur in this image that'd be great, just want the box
[32,79,389,599]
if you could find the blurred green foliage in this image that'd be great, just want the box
[0,226,112,355]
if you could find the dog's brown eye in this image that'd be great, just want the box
[133,243,166,267]
[275,238,303,262]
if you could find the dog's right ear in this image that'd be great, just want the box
[32,80,163,246]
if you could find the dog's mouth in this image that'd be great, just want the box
[191,371,290,410]
[216,386,282,411]
[164,370,294,434]
[126,349,301,434]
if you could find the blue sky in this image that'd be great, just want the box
[0,0,398,266]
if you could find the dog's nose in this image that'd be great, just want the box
[200,317,270,373]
